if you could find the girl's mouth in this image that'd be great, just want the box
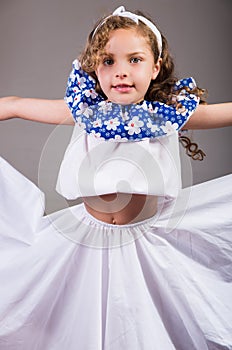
[112,84,134,92]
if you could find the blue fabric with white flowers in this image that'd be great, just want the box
[65,59,199,141]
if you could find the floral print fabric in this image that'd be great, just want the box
[65,59,199,142]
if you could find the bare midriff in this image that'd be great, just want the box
[83,193,158,225]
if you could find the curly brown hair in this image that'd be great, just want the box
[80,11,207,160]
[80,11,206,104]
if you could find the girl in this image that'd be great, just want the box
[0,6,232,350]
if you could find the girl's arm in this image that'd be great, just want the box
[185,103,232,129]
[0,97,74,125]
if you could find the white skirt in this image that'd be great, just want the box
[0,156,232,350]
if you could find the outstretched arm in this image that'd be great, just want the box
[185,103,232,129]
[0,97,74,125]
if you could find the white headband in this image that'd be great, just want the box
[92,6,162,57]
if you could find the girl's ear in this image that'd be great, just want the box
[152,58,162,80]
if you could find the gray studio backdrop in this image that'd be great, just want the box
[0,0,231,212]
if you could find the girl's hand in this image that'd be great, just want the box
[0,96,20,121]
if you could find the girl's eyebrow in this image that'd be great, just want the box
[103,51,146,56]
[127,51,146,56]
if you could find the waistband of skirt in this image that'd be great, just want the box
[81,202,159,229]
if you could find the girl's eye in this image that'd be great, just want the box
[130,57,142,63]
[103,58,114,66]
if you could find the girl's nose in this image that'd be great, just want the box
[115,64,128,78]
[115,72,128,78]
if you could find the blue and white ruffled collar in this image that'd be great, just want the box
[65,59,199,142]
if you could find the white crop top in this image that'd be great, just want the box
[56,126,182,200]
[56,61,200,200]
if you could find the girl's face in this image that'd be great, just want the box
[95,28,161,105]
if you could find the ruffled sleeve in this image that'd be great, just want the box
[64,59,104,118]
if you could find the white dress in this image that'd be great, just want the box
[0,124,232,349]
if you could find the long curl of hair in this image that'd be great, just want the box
[80,11,207,160]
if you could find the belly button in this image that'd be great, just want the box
[112,218,116,225]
